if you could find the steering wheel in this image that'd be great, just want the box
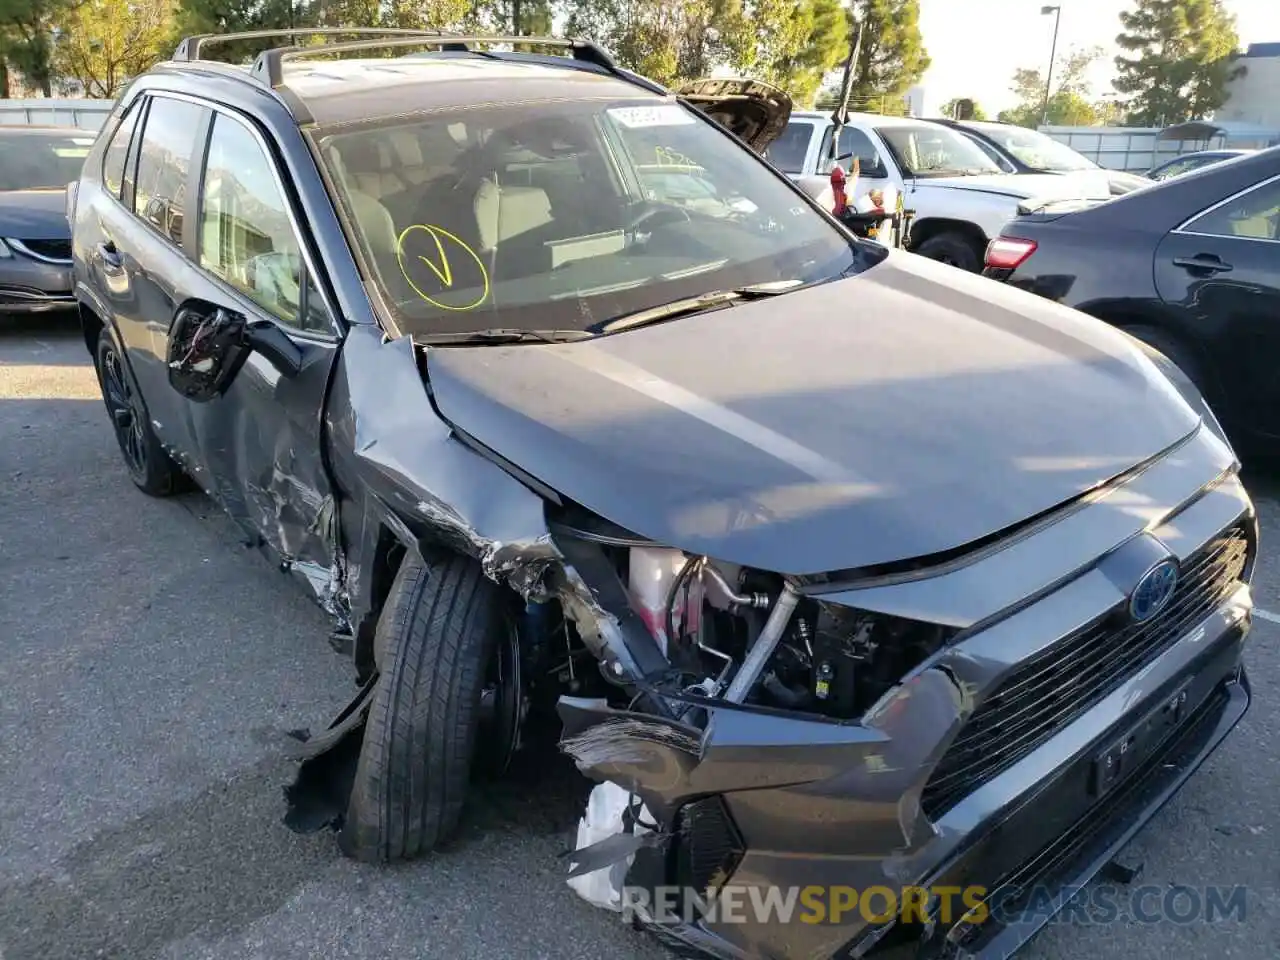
[625,203,693,236]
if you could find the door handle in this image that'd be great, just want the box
[1172,254,1232,274]
[97,240,123,270]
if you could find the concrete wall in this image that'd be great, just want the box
[0,98,113,132]
[1038,126,1219,172]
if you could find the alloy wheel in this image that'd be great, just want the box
[100,345,148,478]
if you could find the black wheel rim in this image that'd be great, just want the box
[477,618,522,775]
[100,346,147,477]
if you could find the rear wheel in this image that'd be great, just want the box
[338,551,520,862]
[94,331,184,496]
[915,231,983,272]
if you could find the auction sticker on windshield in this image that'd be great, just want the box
[607,105,695,128]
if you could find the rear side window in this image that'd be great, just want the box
[1187,179,1280,241]
[102,103,140,199]
[134,96,208,245]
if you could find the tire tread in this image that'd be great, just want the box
[340,552,499,862]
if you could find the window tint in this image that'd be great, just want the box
[1187,179,1280,241]
[967,136,1015,172]
[102,104,140,198]
[199,113,326,330]
[877,123,1002,177]
[1152,155,1220,180]
[818,127,888,176]
[134,97,206,244]
[761,121,816,174]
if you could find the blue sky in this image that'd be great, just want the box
[918,0,1280,113]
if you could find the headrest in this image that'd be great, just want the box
[473,180,553,251]
[388,130,424,168]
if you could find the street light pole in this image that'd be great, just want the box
[1040,5,1062,127]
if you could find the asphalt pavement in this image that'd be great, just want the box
[2,316,1277,960]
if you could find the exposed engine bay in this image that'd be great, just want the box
[531,506,953,727]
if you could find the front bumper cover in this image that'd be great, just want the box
[563,605,1249,960]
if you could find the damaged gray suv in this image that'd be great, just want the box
[70,30,1256,960]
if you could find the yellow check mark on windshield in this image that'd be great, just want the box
[417,228,453,288]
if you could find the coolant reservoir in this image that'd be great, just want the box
[628,548,701,657]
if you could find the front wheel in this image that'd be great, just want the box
[915,231,983,272]
[94,330,184,496]
[338,551,517,863]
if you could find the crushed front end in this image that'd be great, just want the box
[554,425,1255,959]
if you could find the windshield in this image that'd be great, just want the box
[0,131,95,190]
[761,120,818,175]
[980,126,1097,172]
[877,123,1002,177]
[315,99,863,338]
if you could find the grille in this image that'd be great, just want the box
[672,796,744,897]
[921,523,1250,819]
[18,238,72,261]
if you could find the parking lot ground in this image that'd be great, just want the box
[2,317,1278,960]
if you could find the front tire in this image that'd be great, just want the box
[338,551,510,863]
[915,231,982,272]
[94,330,184,496]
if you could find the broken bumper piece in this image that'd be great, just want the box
[559,618,1251,960]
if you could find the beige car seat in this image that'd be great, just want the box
[472,178,554,252]
[329,145,399,264]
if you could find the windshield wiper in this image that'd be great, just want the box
[417,328,593,345]
[601,280,804,334]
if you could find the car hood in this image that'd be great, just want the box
[0,188,71,240]
[424,254,1202,575]
[676,78,793,153]
[916,172,1112,201]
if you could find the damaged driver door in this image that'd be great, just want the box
[166,107,343,595]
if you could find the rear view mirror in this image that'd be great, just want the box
[168,304,305,403]
[167,302,251,402]
[244,319,303,379]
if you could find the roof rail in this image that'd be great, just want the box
[249,34,621,88]
[173,28,450,63]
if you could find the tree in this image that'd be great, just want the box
[0,0,76,96]
[845,0,930,101]
[996,45,1103,127]
[765,0,849,107]
[1114,0,1245,125]
[562,0,816,93]
[54,0,175,98]
[939,97,987,121]
[563,0,688,85]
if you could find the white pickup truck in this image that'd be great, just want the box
[759,110,1115,271]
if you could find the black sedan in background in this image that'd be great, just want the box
[984,146,1280,449]
[0,126,97,317]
